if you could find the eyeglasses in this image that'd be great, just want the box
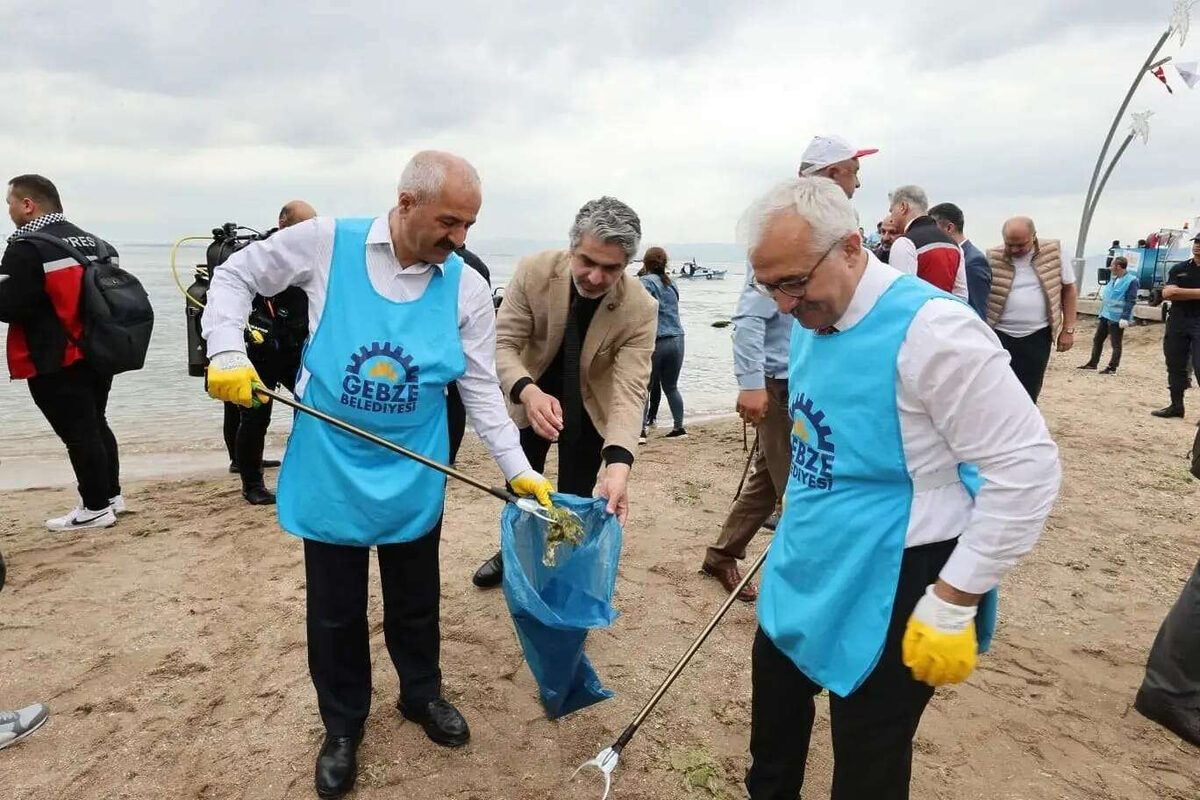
[752,236,846,299]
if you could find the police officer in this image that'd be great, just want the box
[1152,232,1200,418]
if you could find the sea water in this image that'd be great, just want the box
[0,244,747,485]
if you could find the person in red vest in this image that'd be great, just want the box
[0,175,125,531]
[886,184,968,300]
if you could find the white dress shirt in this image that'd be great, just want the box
[995,250,1077,337]
[201,214,531,481]
[831,252,1061,594]
[888,220,969,301]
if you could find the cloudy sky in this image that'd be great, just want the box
[2,0,1197,256]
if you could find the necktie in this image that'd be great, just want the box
[562,295,583,442]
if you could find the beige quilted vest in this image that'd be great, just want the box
[985,239,1064,334]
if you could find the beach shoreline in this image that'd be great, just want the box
[0,413,744,492]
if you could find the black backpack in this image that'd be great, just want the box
[17,231,154,375]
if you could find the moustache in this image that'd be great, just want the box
[791,301,820,321]
[434,238,456,252]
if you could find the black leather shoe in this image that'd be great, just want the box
[1077,362,1097,370]
[228,461,240,474]
[243,484,277,505]
[472,551,503,588]
[1135,687,1200,747]
[1152,405,1185,418]
[1100,366,1117,375]
[399,698,470,747]
[315,733,361,798]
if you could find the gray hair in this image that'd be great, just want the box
[398,150,481,202]
[568,196,642,262]
[737,177,859,257]
[888,185,928,215]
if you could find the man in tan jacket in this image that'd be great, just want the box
[472,196,657,588]
[986,216,1077,403]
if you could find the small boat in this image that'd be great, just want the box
[673,260,727,280]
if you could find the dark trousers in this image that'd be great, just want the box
[222,350,298,488]
[447,382,467,466]
[1088,318,1126,369]
[1164,315,1200,401]
[28,361,120,511]
[745,538,955,800]
[304,520,443,737]
[996,326,1052,403]
[645,334,685,430]
[518,410,605,496]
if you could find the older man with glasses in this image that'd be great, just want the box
[700,135,878,601]
[737,177,1061,799]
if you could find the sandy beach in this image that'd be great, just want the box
[1,317,1198,800]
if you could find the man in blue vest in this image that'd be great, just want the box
[738,177,1061,799]
[1079,256,1139,374]
[202,151,552,799]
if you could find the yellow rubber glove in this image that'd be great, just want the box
[901,584,978,687]
[207,351,267,408]
[510,470,554,508]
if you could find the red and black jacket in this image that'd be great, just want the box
[904,216,961,294]
[0,219,118,379]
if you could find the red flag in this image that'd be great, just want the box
[1152,65,1174,94]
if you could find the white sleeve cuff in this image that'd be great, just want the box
[496,448,533,484]
[206,328,247,357]
[938,542,1008,596]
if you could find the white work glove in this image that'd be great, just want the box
[1118,319,1130,329]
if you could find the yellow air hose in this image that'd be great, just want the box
[169,234,265,344]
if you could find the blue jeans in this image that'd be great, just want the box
[645,334,685,430]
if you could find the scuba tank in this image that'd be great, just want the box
[185,265,209,377]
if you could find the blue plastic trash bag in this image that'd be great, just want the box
[500,492,623,719]
[958,463,998,653]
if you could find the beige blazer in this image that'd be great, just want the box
[495,250,657,457]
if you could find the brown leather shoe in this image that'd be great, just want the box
[701,562,758,602]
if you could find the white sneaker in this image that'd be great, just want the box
[45,506,117,531]
[109,495,126,514]
[0,703,49,751]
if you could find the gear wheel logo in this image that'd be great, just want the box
[339,341,421,415]
[346,341,419,383]
[788,393,836,492]
[789,394,834,454]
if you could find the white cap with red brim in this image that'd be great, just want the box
[799,135,879,175]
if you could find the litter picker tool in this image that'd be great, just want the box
[572,545,771,799]
[253,386,574,526]
[733,429,759,503]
